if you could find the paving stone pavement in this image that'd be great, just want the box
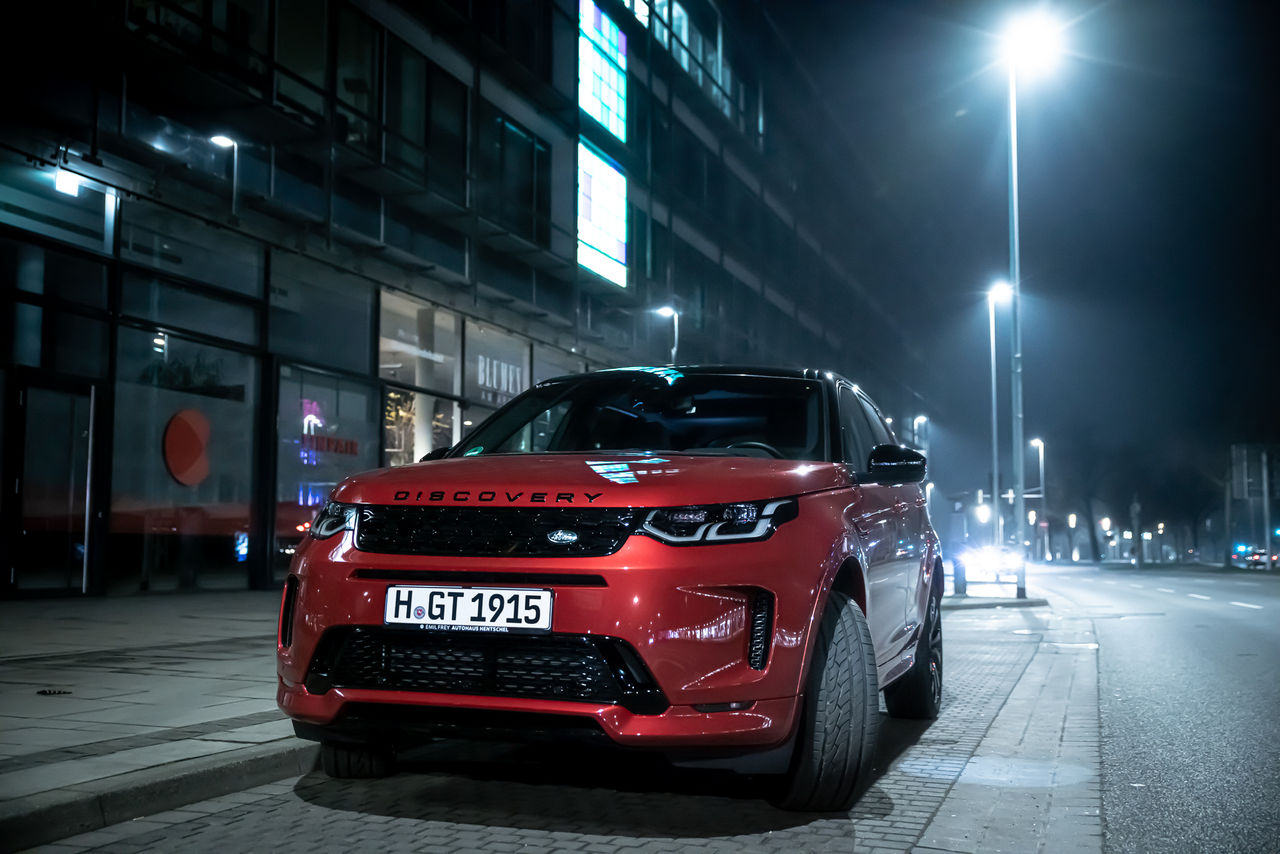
[21,607,1102,854]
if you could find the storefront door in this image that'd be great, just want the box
[8,379,97,594]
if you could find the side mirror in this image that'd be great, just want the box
[864,444,926,484]
[418,447,451,463]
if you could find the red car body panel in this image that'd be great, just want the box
[277,370,941,759]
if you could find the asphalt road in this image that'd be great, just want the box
[1030,561,1280,853]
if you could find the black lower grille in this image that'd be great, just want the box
[354,506,640,557]
[305,627,668,714]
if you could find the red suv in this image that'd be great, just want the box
[277,367,944,810]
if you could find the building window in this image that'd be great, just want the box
[269,252,374,373]
[476,104,551,246]
[463,319,530,412]
[120,201,264,297]
[379,289,462,465]
[577,142,628,288]
[275,365,380,575]
[110,328,258,591]
[578,0,626,142]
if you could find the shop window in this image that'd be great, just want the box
[275,364,380,575]
[110,328,258,591]
[577,142,627,287]
[379,290,461,394]
[122,273,259,346]
[533,345,585,385]
[384,387,459,466]
[120,201,264,297]
[463,319,530,409]
[269,252,373,373]
[579,0,627,142]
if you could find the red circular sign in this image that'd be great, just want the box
[163,409,211,486]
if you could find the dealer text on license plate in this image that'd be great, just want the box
[384,585,552,632]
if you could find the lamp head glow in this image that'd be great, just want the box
[210,135,237,148]
[1030,437,1043,448]
[654,306,677,318]
[914,415,928,428]
[1001,10,1065,76]
[975,504,992,525]
[989,280,1013,304]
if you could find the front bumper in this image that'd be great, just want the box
[277,501,846,749]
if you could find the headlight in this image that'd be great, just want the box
[641,499,797,545]
[310,501,357,539]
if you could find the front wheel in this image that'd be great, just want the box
[772,590,880,812]
[883,582,942,720]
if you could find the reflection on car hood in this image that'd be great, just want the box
[332,453,851,508]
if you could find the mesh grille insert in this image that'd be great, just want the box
[354,506,640,557]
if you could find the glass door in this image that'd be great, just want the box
[11,381,96,593]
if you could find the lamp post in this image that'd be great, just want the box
[210,135,239,218]
[988,282,1012,549]
[654,305,679,364]
[1031,437,1047,559]
[1000,12,1062,597]
[912,415,928,456]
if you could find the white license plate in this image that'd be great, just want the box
[384,585,553,633]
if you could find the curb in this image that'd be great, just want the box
[941,596,1050,611]
[1,739,318,852]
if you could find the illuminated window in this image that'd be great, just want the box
[577,142,627,287]
[578,0,626,142]
[622,0,650,28]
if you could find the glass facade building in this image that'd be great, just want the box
[2,0,926,596]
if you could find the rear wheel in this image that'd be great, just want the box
[884,580,943,719]
[320,742,394,778]
[772,590,880,812]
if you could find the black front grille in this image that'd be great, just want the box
[305,627,668,714]
[354,506,640,557]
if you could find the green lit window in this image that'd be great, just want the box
[578,0,626,142]
[578,142,627,288]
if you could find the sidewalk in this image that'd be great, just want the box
[1,585,1049,851]
[0,591,317,852]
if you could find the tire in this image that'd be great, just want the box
[320,742,394,779]
[772,590,880,812]
[883,580,943,720]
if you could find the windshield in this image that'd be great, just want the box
[455,372,827,461]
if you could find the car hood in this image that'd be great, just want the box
[332,453,851,508]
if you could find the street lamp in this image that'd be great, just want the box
[654,305,679,364]
[210,135,239,218]
[912,415,928,456]
[1031,437,1047,560]
[1000,11,1063,596]
[987,281,1012,550]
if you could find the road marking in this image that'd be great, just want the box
[1103,580,1116,585]
[1157,588,1175,593]
[1187,593,1211,600]
[1230,601,1263,610]
[1130,584,1144,588]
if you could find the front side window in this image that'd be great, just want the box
[458,372,826,461]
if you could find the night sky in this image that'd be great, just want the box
[769,0,1279,508]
